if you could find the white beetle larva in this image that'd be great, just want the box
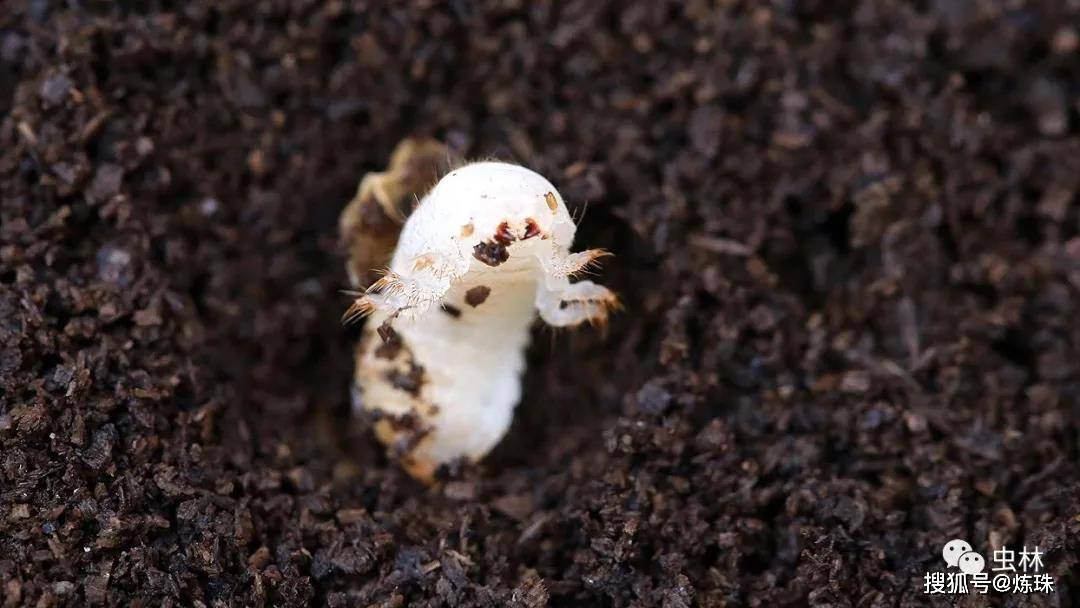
[346,161,617,482]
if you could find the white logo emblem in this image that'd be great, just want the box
[958,551,985,575]
[925,540,1053,595]
[942,539,973,567]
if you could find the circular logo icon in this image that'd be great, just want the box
[942,539,974,567]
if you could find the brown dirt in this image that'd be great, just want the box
[2,1,1079,606]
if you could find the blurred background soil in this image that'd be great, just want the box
[1,1,1079,606]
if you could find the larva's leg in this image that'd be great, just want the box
[543,248,612,278]
[536,279,619,327]
[345,252,464,325]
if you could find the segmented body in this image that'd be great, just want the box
[349,162,616,481]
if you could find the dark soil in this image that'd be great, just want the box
[2,2,1079,606]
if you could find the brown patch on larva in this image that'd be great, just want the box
[374,323,404,359]
[523,218,541,239]
[374,411,431,452]
[391,421,429,456]
[376,320,397,343]
[402,457,436,484]
[440,303,462,318]
[412,254,435,271]
[379,409,419,432]
[472,241,509,266]
[375,340,403,360]
[493,221,515,246]
[473,222,515,266]
[465,285,491,307]
[427,404,440,416]
[372,308,409,357]
[371,408,438,483]
[545,191,558,212]
[461,223,474,237]
[385,360,425,395]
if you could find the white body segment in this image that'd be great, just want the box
[349,162,616,481]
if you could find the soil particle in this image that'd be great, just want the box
[2,1,1079,607]
[39,73,72,108]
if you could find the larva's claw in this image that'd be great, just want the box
[547,248,613,278]
[368,270,408,296]
[535,280,619,327]
[342,296,379,324]
[355,252,462,324]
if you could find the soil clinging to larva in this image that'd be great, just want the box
[472,241,510,267]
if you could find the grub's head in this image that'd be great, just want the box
[427,162,577,259]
